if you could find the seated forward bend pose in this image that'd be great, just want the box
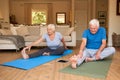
[21,24,67,59]
[70,19,116,69]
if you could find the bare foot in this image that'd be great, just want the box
[71,61,77,69]
[21,49,29,59]
[69,55,78,69]
[85,57,93,62]
[43,52,50,56]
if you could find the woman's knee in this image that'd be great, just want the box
[58,46,65,51]
[51,46,65,55]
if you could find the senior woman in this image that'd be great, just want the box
[21,24,67,59]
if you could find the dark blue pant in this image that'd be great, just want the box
[29,46,65,58]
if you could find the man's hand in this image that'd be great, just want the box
[95,51,101,60]
[69,55,78,62]
[77,54,83,59]
[77,50,83,58]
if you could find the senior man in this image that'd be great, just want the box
[70,19,115,69]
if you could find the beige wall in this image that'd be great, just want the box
[96,0,108,23]
[108,0,120,46]
[10,0,70,24]
[96,0,108,16]
[52,1,70,24]
[96,0,108,38]
[0,0,9,22]
[10,1,25,24]
[75,0,88,40]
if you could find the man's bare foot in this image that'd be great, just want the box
[71,63,77,69]
[85,57,93,62]
[69,55,78,69]
[43,52,50,56]
[21,49,29,59]
[71,61,77,69]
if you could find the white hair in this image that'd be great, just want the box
[89,19,99,27]
[47,24,56,31]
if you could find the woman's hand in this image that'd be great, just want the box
[24,46,32,52]
[65,46,68,50]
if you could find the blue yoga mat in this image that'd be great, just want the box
[2,49,73,70]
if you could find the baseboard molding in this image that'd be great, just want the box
[107,43,113,47]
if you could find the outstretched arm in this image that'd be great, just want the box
[23,37,44,51]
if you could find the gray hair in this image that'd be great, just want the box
[47,24,56,31]
[89,19,99,27]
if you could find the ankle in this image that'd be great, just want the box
[24,55,29,59]
[85,57,93,62]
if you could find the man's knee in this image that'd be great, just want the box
[109,47,116,54]
[82,49,89,57]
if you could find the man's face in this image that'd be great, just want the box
[89,24,99,34]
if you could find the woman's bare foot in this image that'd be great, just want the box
[69,55,78,69]
[21,49,29,59]
[85,57,93,62]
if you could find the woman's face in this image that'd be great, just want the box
[89,24,99,34]
[47,28,54,35]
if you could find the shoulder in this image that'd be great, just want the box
[83,29,89,34]
[55,32,62,39]
[98,27,106,32]
[99,27,106,31]
[56,32,62,35]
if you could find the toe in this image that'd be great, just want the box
[71,63,77,69]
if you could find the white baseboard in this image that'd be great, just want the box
[107,43,113,47]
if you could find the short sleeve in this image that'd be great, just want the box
[57,32,62,40]
[82,30,88,38]
[101,28,106,40]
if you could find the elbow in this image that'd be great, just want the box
[103,42,107,47]
[81,41,86,47]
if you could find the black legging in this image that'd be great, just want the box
[29,46,65,58]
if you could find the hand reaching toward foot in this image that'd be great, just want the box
[21,48,29,59]
[85,57,93,62]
